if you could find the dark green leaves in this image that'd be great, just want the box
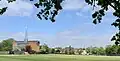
[111,36,116,41]
[34,0,64,22]
[111,19,120,29]
[113,10,120,18]
[92,9,104,24]
[0,0,15,15]
[0,7,7,15]
[92,11,98,18]
[85,0,120,45]
[7,0,16,3]
[111,32,120,45]
[111,22,119,27]
[34,3,40,8]
[85,0,93,5]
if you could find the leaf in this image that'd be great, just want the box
[7,0,16,3]
[0,7,7,15]
[44,17,48,20]
[99,9,105,16]
[116,19,120,22]
[93,19,97,24]
[115,41,119,45]
[111,22,118,27]
[92,12,98,18]
[41,9,44,13]
[37,14,42,20]
[50,17,55,22]
[111,36,116,41]
[34,3,39,8]
[51,19,55,22]
[30,0,34,1]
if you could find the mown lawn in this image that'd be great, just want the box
[0,54,120,61]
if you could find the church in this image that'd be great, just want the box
[12,27,40,54]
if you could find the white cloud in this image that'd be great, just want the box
[0,27,115,48]
[10,32,25,40]
[0,0,8,8]
[0,0,34,16]
[54,29,114,48]
[63,0,86,10]
[76,12,82,16]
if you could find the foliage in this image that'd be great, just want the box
[64,46,74,55]
[85,0,120,45]
[49,48,55,54]
[1,38,15,51]
[0,43,3,51]
[86,46,105,55]
[0,0,64,22]
[34,0,64,22]
[39,44,49,54]
[105,45,120,56]
[54,47,62,54]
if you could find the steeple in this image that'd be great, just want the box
[24,26,28,43]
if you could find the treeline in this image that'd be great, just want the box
[1,38,120,56]
[39,44,120,56]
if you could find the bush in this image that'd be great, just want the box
[8,50,14,54]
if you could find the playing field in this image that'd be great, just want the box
[0,54,120,61]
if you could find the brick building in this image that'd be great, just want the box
[12,40,40,52]
[12,26,40,53]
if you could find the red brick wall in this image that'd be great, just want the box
[12,41,40,52]
[28,41,40,52]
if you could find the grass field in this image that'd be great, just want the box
[0,54,120,61]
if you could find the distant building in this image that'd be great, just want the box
[12,40,40,52]
[12,26,40,54]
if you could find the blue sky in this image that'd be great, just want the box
[0,0,117,48]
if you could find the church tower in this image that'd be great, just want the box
[24,26,28,43]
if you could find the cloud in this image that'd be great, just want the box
[53,28,114,48]
[63,0,86,10]
[0,0,34,16]
[76,12,82,16]
[0,26,115,48]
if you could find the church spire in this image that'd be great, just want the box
[24,26,28,43]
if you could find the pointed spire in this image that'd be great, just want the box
[24,25,28,43]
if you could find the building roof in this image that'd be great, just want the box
[14,41,40,45]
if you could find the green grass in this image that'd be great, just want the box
[0,54,120,61]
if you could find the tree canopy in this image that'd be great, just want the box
[85,0,120,45]
[0,38,15,51]
[0,0,63,22]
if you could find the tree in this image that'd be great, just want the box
[86,46,105,55]
[0,42,3,51]
[1,38,15,51]
[40,44,49,54]
[86,47,93,55]
[105,45,119,56]
[98,47,105,55]
[49,48,55,54]
[64,46,74,55]
[85,0,120,45]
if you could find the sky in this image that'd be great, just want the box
[0,0,117,48]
